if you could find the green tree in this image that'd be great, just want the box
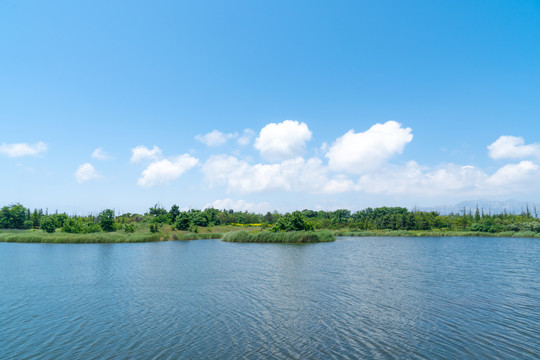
[98,209,116,232]
[190,210,209,227]
[0,204,28,229]
[39,216,56,233]
[272,212,314,232]
[170,204,180,223]
[174,212,191,230]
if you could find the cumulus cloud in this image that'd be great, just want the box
[75,163,99,183]
[326,121,413,173]
[353,159,540,198]
[254,120,312,161]
[91,147,111,160]
[195,130,237,147]
[202,154,540,199]
[137,155,198,187]
[487,136,540,160]
[0,141,48,157]
[201,155,353,194]
[131,145,162,163]
[205,198,273,213]
[486,161,539,187]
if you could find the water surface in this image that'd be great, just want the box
[1,237,539,359]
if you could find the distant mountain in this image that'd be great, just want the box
[418,200,540,215]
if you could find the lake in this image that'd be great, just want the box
[1,237,539,359]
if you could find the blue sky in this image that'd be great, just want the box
[2,0,540,214]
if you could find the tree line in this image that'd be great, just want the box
[1,203,540,234]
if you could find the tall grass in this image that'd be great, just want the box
[170,232,223,241]
[222,230,335,243]
[334,229,540,238]
[0,231,161,243]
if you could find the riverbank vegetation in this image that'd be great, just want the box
[2,202,540,243]
[222,230,334,243]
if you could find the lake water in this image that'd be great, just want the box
[1,237,539,359]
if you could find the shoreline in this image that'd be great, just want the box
[1,228,539,244]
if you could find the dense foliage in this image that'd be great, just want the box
[2,202,540,236]
[271,212,314,232]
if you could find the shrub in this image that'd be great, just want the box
[271,212,314,232]
[174,213,191,231]
[39,216,56,233]
[149,223,159,233]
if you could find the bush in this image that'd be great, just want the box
[62,218,101,234]
[271,212,314,232]
[149,223,159,233]
[174,213,191,230]
[39,216,56,233]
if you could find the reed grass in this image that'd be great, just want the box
[334,229,540,238]
[0,231,161,243]
[170,232,223,241]
[222,230,335,243]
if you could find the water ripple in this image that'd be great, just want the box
[0,238,539,359]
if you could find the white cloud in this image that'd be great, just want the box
[195,130,237,147]
[137,154,198,187]
[201,155,353,194]
[0,141,48,157]
[326,121,413,173]
[75,163,99,183]
[357,162,488,196]
[254,120,312,161]
[321,176,358,194]
[487,136,540,160]
[237,129,255,146]
[205,198,273,213]
[202,152,540,201]
[91,147,111,160]
[486,161,539,187]
[353,160,540,198]
[130,145,162,163]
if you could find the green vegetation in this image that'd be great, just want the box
[271,211,314,232]
[0,231,161,243]
[2,202,540,243]
[222,230,334,243]
[333,229,540,238]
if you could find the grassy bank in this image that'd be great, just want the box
[335,229,540,238]
[3,227,539,244]
[0,231,162,243]
[222,230,335,243]
[170,232,223,241]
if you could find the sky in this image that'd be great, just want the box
[1,0,540,214]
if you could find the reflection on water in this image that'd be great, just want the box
[0,237,539,359]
